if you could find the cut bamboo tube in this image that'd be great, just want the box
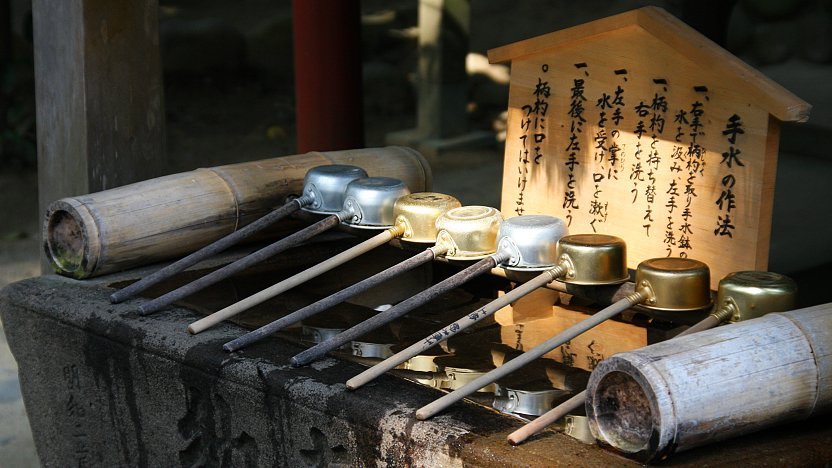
[505,315,717,446]
[507,270,798,446]
[44,146,431,278]
[109,164,369,303]
[585,302,831,462]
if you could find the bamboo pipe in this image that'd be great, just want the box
[44,146,431,279]
[506,271,797,445]
[346,232,628,390]
[585,301,829,462]
[137,177,409,315]
[415,257,712,420]
[110,164,369,303]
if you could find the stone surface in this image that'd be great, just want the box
[3,273,832,466]
[0,274,616,466]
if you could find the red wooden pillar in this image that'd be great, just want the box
[292,0,364,153]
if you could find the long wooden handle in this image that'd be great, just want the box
[187,227,400,334]
[110,197,309,304]
[415,289,647,420]
[137,213,344,315]
[289,254,506,367]
[223,247,440,352]
[346,266,565,390]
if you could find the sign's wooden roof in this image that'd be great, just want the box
[488,6,810,122]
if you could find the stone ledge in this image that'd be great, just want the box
[0,275,620,466]
[3,275,831,466]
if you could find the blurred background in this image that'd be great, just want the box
[2,0,831,465]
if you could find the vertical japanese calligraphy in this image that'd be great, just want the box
[716,113,744,237]
[501,46,777,289]
[664,92,706,257]
[564,64,588,227]
[63,364,91,465]
[590,77,625,232]
[515,64,551,216]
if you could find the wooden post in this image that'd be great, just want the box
[416,0,469,140]
[32,0,165,271]
[386,0,493,158]
[292,0,364,153]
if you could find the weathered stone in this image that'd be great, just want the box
[0,273,633,466]
[3,265,832,466]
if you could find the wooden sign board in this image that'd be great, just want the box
[489,7,810,288]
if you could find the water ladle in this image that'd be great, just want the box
[415,257,713,420]
[346,228,629,390]
[287,206,510,366]
[137,176,408,315]
[186,192,457,333]
[219,203,510,353]
[110,164,367,304]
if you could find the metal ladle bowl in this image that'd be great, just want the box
[393,193,462,243]
[341,177,411,229]
[493,380,570,417]
[557,234,630,285]
[715,271,797,322]
[635,257,712,311]
[301,165,369,214]
[434,206,504,260]
[434,355,499,393]
[497,215,568,271]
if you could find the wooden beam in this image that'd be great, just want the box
[33,0,165,271]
